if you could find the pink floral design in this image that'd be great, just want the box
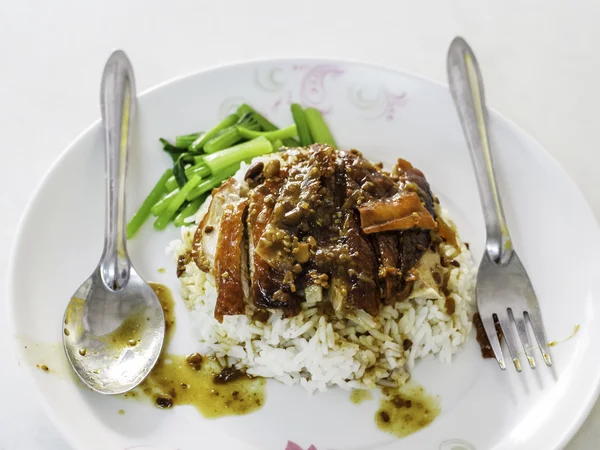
[269,90,294,115]
[378,89,406,121]
[264,64,344,116]
[347,83,406,121]
[299,65,345,114]
[254,63,407,122]
[286,441,318,450]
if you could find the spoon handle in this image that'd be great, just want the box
[447,37,513,265]
[99,50,136,290]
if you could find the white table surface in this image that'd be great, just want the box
[1,1,599,448]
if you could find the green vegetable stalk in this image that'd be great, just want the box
[237,124,297,141]
[151,188,179,216]
[159,138,187,162]
[236,104,298,147]
[196,136,273,174]
[126,168,173,238]
[203,113,262,154]
[164,163,211,192]
[291,104,313,146]
[304,107,337,148]
[186,168,238,201]
[173,197,205,227]
[189,114,239,152]
[175,132,201,149]
[154,175,203,230]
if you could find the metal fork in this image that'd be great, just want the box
[446,37,553,372]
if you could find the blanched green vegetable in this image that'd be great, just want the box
[291,104,313,146]
[151,188,179,216]
[237,124,297,141]
[173,154,195,188]
[236,104,298,147]
[126,168,173,238]
[203,113,262,154]
[189,114,239,152]
[159,138,187,162]
[186,167,239,201]
[197,136,273,174]
[173,197,204,227]
[304,107,337,148]
[127,103,335,236]
[164,163,211,192]
[154,175,203,230]
[175,133,201,149]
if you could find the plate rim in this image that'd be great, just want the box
[7,56,600,450]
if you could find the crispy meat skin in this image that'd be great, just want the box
[251,146,337,313]
[192,179,239,272]
[326,156,380,314]
[391,159,436,297]
[214,199,249,322]
[341,211,380,315]
[341,152,436,304]
[358,193,436,234]
[393,158,435,216]
[399,230,431,276]
[436,216,458,247]
[373,232,400,302]
[247,170,301,312]
[344,151,397,200]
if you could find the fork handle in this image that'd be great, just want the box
[447,37,513,265]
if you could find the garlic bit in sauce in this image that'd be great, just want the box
[123,283,266,418]
[140,356,265,418]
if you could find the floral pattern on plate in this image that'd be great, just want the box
[285,441,318,450]
[253,64,406,119]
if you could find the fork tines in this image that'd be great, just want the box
[477,252,552,372]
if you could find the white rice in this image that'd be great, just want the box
[168,159,476,394]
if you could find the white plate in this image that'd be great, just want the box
[8,59,600,450]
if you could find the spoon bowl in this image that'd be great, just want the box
[63,268,164,394]
[62,50,165,394]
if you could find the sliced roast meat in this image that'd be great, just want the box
[372,232,401,302]
[398,230,431,277]
[246,171,301,313]
[192,178,241,273]
[255,145,336,271]
[344,212,380,315]
[326,156,381,315]
[191,146,445,320]
[393,158,435,216]
[357,193,436,234]
[436,216,458,247]
[328,210,380,316]
[251,145,337,313]
[343,151,397,201]
[214,198,249,322]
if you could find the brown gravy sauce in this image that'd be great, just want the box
[123,283,266,418]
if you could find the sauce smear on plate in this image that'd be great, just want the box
[375,384,440,437]
[350,389,372,404]
[124,283,266,418]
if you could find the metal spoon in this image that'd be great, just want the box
[62,50,165,395]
